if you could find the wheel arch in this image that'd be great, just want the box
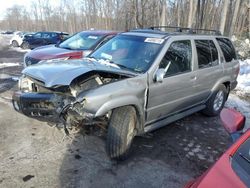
[94,96,145,134]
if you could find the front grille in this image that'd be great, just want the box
[24,56,41,66]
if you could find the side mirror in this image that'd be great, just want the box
[220,108,246,142]
[154,68,165,83]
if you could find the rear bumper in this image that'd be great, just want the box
[12,91,61,123]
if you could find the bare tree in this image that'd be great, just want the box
[219,0,230,34]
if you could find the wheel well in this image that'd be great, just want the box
[223,81,230,100]
[131,105,144,135]
[223,81,230,90]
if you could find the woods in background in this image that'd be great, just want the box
[0,0,249,38]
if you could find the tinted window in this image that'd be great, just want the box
[232,138,250,187]
[42,33,51,38]
[50,33,58,38]
[195,40,219,68]
[34,32,42,38]
[59,32,104,50]
[216,38,236,62]
[159,40,192,77]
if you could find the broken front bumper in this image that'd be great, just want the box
[12,91,62,123]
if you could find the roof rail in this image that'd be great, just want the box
[148,26,221,35]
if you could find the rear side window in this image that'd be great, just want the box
[195,40,219,68]
[216,38,236,62]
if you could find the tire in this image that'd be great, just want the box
[11,40,18,47]
[21,42,30,49]
[202,84,227,117]
[106,106,137,160]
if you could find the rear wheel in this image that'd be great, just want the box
[202,84,227,116]
[106,106,137,160]
[11,40,18,47]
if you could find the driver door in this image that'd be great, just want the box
[146,40,198,124]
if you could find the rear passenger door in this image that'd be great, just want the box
[193,39,222,102]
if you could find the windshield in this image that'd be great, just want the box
[89,35,164,73]
[59,32,104,50]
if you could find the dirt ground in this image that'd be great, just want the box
[0,35,249,188]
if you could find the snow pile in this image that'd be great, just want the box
[0,63,20,69]
[12,47,31,53]
[232,36,250,59]
[236,59,250,96]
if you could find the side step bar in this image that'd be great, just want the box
[144,105,206,133]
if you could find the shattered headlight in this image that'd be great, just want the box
[18,75,33,92]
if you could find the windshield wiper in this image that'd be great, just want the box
[239,153,250,164]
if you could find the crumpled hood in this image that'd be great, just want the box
[22,59,137,88]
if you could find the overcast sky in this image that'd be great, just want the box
[0,0,32,19]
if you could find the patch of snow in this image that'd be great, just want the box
[236,59,250,96]
[11,77,19,81]
[0,63,20,68]
[226,94,250,130]
[11,47,31,53]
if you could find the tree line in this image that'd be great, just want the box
[0,0,249,38]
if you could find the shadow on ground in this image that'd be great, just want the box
[58,113,230,188]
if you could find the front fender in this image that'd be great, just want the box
[95,95,142,117]
[95,95,145,134]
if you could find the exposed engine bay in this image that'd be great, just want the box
[16,71,129,135]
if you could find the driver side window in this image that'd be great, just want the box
[159,40,192,77]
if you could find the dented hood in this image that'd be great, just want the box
[22,59,137,87]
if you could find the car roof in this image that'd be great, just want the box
[124,28,225,39]
[36,31,69,35]
[79,30,119,36]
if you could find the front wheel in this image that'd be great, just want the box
[21,42,30,49]
[202,84,228,116]
[106,106,137,160]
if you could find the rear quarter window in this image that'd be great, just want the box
[216,38,236,62]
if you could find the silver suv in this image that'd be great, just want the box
[13,27,239,160]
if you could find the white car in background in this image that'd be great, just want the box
[9,31,33,47]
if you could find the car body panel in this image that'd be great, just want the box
[13,31,239,136]
[186,130,250,188]
[22,31,69,49]
[27,44,83,60]
[23,30,118,66]
[22,59,137,87]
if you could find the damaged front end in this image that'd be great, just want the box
[13,71,129,134]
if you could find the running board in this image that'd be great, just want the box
[144,105,206,133]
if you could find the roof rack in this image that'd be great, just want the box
[148,26,221,35]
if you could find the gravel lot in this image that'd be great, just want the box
[0,34,249,188]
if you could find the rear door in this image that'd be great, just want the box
[192,39,222,102]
